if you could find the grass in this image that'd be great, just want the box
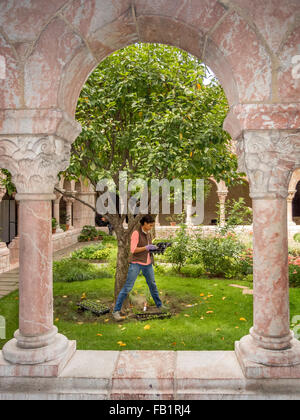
[1,271,300,352]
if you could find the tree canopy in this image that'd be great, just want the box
[66,43,241,191]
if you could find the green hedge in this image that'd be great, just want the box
[53,258,112,282]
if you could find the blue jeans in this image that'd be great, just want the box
[113,263,162,312]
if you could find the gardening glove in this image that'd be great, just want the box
[145,245,158,252]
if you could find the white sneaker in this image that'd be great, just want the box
[112,311,125,321]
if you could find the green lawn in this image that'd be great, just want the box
[1,272,300,351]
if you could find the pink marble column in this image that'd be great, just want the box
[2,193,69,365]
[63,195,75,230]
[251,198,291,349]
[236,196,300,373]
[0,187,6,246]
[217,192,227,228]
[53,190,64,233]
[234,130,300,376]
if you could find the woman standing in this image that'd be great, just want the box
[112,215,167,321]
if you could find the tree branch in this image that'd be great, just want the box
[54,187,96,212]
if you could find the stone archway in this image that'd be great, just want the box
[0,0,300,385]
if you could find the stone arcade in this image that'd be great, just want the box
[0,0,300,399]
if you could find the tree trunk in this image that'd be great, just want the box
[53,186,142,308]
[115,235,130,302]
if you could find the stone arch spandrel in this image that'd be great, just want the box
[223,0,300,54]
[208,9,273,103]
[134,0,227,33]
[24,17,84,109]
[278,26,300,104]
[61,0,133,43]
[0,30,22,109]
[0,0,68,43]
[202,38,239,107]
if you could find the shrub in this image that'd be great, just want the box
[52,218,57,229]
[78,225,103,242]
[100,232,117,243]
[217,198,253,235]
[71,244,110,261]
[289,246,300,257]
[293,233,300,243]
[154,264,167,275]
[164,224,190,272]
[185,240,204,265]
[180,264,206,278]
[239,248,253,275]
[153,238,174,245]
[196,234,247,278]
[90,248,111,260]
[289,255,300,287]
[53,258,112,282]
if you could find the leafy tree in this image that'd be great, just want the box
[62,43,243,301]
[0,169,16,196]
[217,197,253,235]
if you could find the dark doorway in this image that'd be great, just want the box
[293,181,300,223]
[0,194,17,244]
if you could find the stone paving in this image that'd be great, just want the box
[1,350,300,399]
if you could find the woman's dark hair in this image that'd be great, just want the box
[140,215,155,225]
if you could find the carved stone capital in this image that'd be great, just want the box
[236,130,300,199]
[287,190,297,203]
[217,192,228,204]
[0,109,82,195]
[54,191,63,202]
[0,135,72,194]
[64,196,75,205]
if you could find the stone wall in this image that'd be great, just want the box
[0,243,9,274]
[156,225,300,242]
[73,193,96,229]
[0,227,108,274]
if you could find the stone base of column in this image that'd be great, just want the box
[235,335,300,379]
[0,340,76,378]
[2,327,73,366]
